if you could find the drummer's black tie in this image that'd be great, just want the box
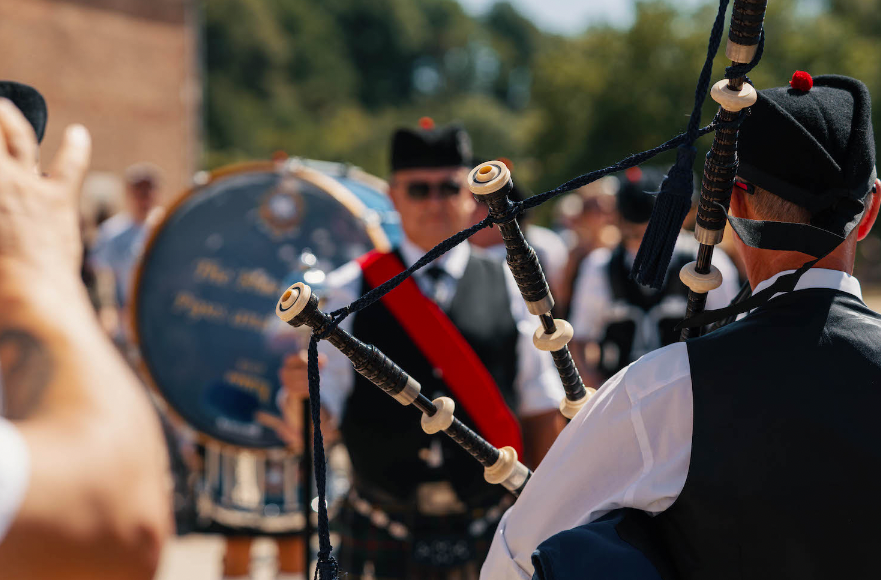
[423,265,448,305]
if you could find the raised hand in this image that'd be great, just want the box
[0,98,91,282]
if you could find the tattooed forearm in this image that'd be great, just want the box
[0,328,55,419]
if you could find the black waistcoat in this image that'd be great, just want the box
[646,289,881,580]
[597,244,692,378]
[341,251,519,505]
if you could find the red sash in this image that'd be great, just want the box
[356,250,523,455]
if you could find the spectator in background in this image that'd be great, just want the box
[553,177,619,318]
[89,162,163,343]
[469,158,569,300]
[0,82,170,579]
[568,167,739,389]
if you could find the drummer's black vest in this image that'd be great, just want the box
[341,251,518,505]
[597,244,692,378]
[644,289,881,580]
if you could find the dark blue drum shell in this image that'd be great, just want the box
[134,163,397,448]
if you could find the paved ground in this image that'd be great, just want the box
[155,535,306,580]
[864,289,881,312]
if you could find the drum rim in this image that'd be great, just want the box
[130,159,393,453]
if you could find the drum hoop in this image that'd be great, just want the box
[129,159,392,453]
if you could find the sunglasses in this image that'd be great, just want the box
[403,180,462,200]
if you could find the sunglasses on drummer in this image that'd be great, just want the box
[402,180,463,200]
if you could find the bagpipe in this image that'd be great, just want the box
[273,0,768,578]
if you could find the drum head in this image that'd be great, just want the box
[133,161,397,448]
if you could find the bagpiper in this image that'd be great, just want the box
[481,72,881,580]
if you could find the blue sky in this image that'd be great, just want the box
[456,0,705,35]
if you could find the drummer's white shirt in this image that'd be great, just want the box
[480,268,864,580]
[0,417,30,544]
[316,236,565,419]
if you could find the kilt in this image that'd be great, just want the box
[333,488,512,580]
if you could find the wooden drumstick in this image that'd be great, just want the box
[468,161,594,419]
[275,283,531,496]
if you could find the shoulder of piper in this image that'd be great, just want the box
[575,340,691,422]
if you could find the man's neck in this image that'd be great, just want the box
[744,248,853,289]
[398,235,470,277]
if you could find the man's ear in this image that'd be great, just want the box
[729,186,748,219]
[856,178,881,241]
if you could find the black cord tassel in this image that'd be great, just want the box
[631,145,696,288]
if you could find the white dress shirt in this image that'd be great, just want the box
[0,417,30,543]
[570,236,740,349]
[480,268,864,580]
[314,236,565,420]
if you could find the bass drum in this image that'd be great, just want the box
[131,158,400,533]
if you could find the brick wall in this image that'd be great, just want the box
[0,0,200,203]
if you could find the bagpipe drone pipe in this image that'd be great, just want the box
[274,0,768,577]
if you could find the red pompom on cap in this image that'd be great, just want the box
[418,116,435,130]
[790,70,813,92]
[625,166,643,183]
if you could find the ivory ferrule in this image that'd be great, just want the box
[484,446,530,492]
[694,224,725,246]
[725,38,759,63]
[710,79,757,112]
[680,262,723,294]
[526,295,555,316]
[468,161,511,196]
[276,282,312,323]
[421,397,455,435]
[533,319,574,352]
[392,376,422,406]
[559,390,594,419]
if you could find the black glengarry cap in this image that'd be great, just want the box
[617,166,670,224]
[0,81,47,143]
[738,73,876,236]
[391,119,473,172]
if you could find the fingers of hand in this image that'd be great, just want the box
[255,411,302,450]
[283,350,326,368]
[49,124,91,190]
[279,365,310,398]
[284,351,309,369]
[0,99,38,169]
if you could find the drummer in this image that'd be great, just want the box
[278,120,566,579]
